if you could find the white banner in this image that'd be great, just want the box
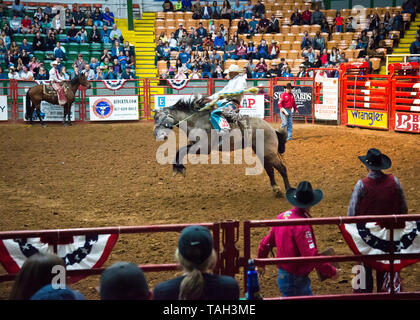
[314,78,339,121]
[154,95,265,118]
[0,95,7,121]
[89,96,139,121]
[23,96,75,122]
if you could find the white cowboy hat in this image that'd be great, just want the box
[224,64,241,74]
[50,61,59,67]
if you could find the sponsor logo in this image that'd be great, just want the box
[395,113,420,133]
[93,98,114,119]
[348,109,387,128]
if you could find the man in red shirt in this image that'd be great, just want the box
[21,14,33,34]
[301,6,312,25]
[257,181,340,297]
[278,83,298,141]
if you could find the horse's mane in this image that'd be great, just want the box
[168,96,209,113]
[70,75,79,86]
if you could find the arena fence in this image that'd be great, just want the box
[0,215,419,300]
[1,69,419,134]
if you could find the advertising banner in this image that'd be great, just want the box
[273,86,313,116]
[315,78,339,120]
[154,95,265,118]
[0,95,7,121]
[89,96,139,121]
[395,112,420,133]
[347,109,388,129]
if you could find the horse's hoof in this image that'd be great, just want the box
[63,122,68,127]
[272,186,283,198]
[41,124,47,128]
[67,122,72,126]
[172,164,186,177]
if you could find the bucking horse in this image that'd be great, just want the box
[153,96,291,197]
[25,73,91,127]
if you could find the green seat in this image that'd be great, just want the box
[79,43,90,50]
[33,51,44,61]
[13,34,25,43]
[58,34,67,41]
[103,43,112,50]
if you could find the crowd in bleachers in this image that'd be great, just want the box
[155,0,413,79]
[0,1,136,81]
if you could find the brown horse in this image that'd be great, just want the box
[25,73,91,126]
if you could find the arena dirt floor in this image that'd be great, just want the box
[0,121,419,300]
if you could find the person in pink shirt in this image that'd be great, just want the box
[257,181,340,297]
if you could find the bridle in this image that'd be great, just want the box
[155,110,177,129]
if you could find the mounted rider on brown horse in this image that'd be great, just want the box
[25,61,91,126]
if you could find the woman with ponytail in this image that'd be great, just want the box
[153,225,240,300]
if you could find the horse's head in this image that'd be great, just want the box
[78,73,92,89]
[153,108,177,141]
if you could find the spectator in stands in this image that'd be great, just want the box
[347,148,407,293]
[20,14,33,34]
[266,62,278,78]
[182,0,193,12]
[312,55,322,68]
[211,1,221,19]
[232,0,244,19]
[8,66,19,79]
[268,40,279,60]
[334,11,344,33]
[52,10,65,34]
[391,11,403,32]
[282,66,293,77]
[92,7,103,27]
[245,59,256,78]
[213,31,225,50]
[20,38,32,55]
[223,39,237,61]
[255,57,267,78]
[329,47,340,65]
[248,15,258,35]
[9,252,66,300]
[378,23,389,41]
[257,13,270,33]
[320,48,329,67]
[246,40,256,60]
[105,65,118,79]
[10,15,21,33]
[202,1,212,19]
[237,16,249,34]
[19,64,34,80]
[257,181,340,297]
[67,23,79,43]
[346,16,356,32]
[209,49,221,63]
[111,41,123,60]
[178,47,191,65]
[256,39,268,59]
[58,66,69,80]
[301,5,312,25]
[175,23,187,43]
[195,22,207,40]
[35,66,49,80]
[0,0,7,18]
[53,42,66,61]
[64,8,72,26]
[402,0,416,18]
[34,7,43,21]
[29,56,40,76]
[95,66,105,80]
[102,7,115,27]
[311,6,324,25]
[74,54,87,71]
[320,17,330,34]
[235,39,247,60]
[121,66,136,80]
[409,35,420,62]
[221,0,232,20]
[188,67,200,79]
[155,39,164,67]
[253,0,265,18]
[72,6,85,26]
[89,25,101,43]
[192,0,203,19]
[43,2,52,16]
[0,38,6,64]
[301,31,312,50]
[211,64,223,78]
[242,0,253,19]
[101,25,111,44]
[31,32,44,51]
[110,24,123,43]
[312,31,325,52]
[190,31,203,51]
[76,27,88,43]
[268,14,280,33]
[12,0,25,18]
[174,0,183,12]
[356,30,369,51]
[41,14,52,34]
[90,57,100,72]
[383,12,392,32]
[337,52,348,63]
[45,30,56,51]
[203,35,213,51]
[218,24,228,39]
[0,29,10,49]
[153,225,240,300]
[199,58,211,78]
[297,64,307,77]
[291,8,301,26]
[162,0,174,12]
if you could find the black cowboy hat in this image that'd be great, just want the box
[286,181,323,208]
[358,148,391,170]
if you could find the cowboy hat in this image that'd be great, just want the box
[224,64,241,74]
[50,61,59,67]
[358,148,391,170]
[286,181,323,208]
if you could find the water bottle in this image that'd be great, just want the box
[247,259,262,300]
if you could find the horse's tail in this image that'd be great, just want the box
[25,90,32,120]
[275,129,287,154]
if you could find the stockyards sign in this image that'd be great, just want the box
[154,95,266,118]
[89,96,139,121]
[314,78,339,121]
[273,85,313,116]
[394,112,420,133]
[347,109,388,129]
[23,96,75,122]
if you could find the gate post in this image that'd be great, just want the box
[10,79,18,122]
[219,220,240,277]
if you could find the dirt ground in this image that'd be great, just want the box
[0,122,419,300]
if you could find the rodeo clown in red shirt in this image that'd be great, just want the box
[257,181,340,297]
[277,83,298,141]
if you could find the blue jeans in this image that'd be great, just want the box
[202,71,212,78]
[336,25,343,32]
[277,268,313,297]
[280,108,293,140]
[256,72,266,78]
[223,53,237,61]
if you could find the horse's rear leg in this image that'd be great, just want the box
[264,162,282,197]
[66,104,72,126]
[172,144,192,177]
[273,156,291,193]
[35,104,46,127]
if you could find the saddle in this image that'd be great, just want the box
[43,83,68,97]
